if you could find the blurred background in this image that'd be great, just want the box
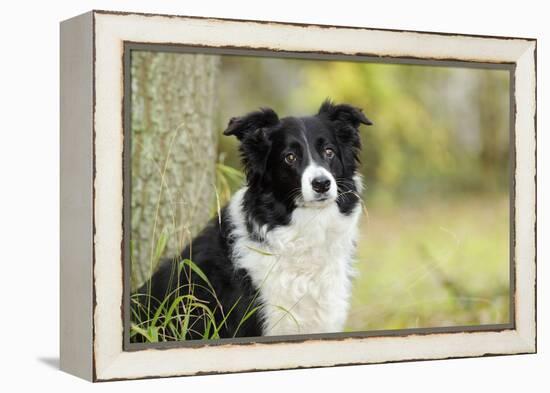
[131,51,511,332]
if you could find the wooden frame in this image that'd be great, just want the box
[60,10,537,382]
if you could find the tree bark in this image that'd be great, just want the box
[130,51,221,290]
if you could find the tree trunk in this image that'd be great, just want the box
[130,51,221,290]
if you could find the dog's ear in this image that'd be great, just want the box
[319,99,372,169]
[223,108,279,141]
[318,99,373,129]
[224,108,279,185]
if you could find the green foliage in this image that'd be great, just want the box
[290,62,510,206]
[214,161,245,211]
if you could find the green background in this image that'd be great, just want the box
[217,56,511,330]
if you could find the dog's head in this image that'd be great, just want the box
[224,100,372,209]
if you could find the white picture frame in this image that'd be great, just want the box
[60,10,536,381]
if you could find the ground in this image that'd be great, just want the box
[346,194,509,331]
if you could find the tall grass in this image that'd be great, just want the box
[130,143,302,342]
[130,239,300,342]
[131,142,250,342]
[131,257,243,342]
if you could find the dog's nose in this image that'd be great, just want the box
[311,177,331,194]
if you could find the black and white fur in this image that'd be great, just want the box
[138,100,372,338]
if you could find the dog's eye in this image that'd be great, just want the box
[285,153,297,165]
[324,147,335,159]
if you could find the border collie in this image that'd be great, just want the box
[138,100,372,339]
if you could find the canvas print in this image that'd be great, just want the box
[127,50,510,344]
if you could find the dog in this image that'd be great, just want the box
[137,100,372,339]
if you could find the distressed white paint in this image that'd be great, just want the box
[90,11,537,381]
[512,42,537,349]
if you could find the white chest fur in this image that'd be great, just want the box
[228,188,362,336]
